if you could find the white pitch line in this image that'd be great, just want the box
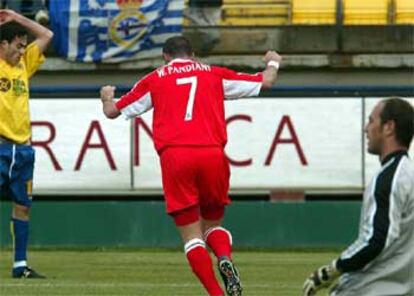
[0,282,299,289]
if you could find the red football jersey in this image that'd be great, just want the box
[115,58,263,153]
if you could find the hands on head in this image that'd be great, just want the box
[0,9,18,25]
[0,9,53,53]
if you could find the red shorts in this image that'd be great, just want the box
[160,146,231,215]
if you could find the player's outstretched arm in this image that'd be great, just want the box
[262,50,282,89]
[303,259,341,296]
[0,9,53,53]
[100,85,121,119]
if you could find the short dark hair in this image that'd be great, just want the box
[380,97,414,147]
[0,21,27,43]
[162,36,193,58]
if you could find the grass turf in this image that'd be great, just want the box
[0,249,335,295]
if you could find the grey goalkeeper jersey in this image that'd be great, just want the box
[331,151,414,296]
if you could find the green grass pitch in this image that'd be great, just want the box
[0,249,336,295]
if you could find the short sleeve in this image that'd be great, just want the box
[23,42,45,78]
[115,74,153,119]
[216,67,263,100]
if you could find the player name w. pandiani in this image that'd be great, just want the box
[157,62,211,77]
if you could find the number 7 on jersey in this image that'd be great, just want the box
[177,76,197,121]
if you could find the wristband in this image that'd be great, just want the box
[267,60,280,70]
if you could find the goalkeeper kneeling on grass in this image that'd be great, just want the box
[303,98,414,296]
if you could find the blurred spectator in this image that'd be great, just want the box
[185,0,222,55]
[1,0,49,25]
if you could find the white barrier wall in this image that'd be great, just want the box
[29,97,413,194]
[31,100,131,191]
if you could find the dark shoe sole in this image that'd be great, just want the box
[219,260,242,296]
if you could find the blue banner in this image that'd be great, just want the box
[50,0,184,63]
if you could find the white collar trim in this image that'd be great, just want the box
[168,58,193,65]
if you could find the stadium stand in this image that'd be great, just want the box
[291,0,336,25]
[394,0,414,24]
[221,0,291,26]
[343,0,390,25]
[184,0,413,27]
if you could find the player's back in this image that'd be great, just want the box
[116,58,262,153]
[149,59,227,152]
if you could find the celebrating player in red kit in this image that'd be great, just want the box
[100,36,281,296]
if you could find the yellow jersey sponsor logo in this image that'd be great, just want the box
[0,77,12,92]
[12,79,27,96]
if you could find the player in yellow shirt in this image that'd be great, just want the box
[0,9,53,278]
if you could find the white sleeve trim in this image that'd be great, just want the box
[223,79,262,100]
[386,159,404,247]
[120,92,153,119]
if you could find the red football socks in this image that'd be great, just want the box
[205,227,232,260]
[185,239,224,296]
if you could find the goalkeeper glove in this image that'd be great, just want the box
[303,259,340,296]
